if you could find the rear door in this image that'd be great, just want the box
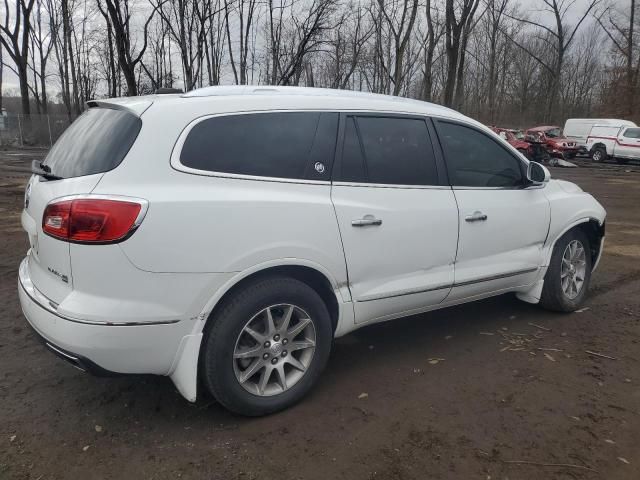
[433,119,550,301]
[616,127,640,159]
[331,114,458,325]
[22,107,142,304]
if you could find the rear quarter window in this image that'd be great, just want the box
[179,112,338,181]
[43,107,141,179]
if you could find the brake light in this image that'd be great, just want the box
[42,197,145,243]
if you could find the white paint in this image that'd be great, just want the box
[18,86,606,403]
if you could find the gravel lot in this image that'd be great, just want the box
[1,150,639,480]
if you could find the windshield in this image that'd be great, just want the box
[545,128,562,138]
[42,107,141,179]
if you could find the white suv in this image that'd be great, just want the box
[19,86,606,415]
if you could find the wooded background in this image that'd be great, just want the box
[0,0,637,130]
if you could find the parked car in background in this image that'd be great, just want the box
[587,124,640,164]
[490,127,532,158]
[525,126,580,159]
[564,118,636,154]
[19,86,606,416]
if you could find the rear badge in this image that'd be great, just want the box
[47,267,69,283]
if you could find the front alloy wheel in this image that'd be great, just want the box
[233,304,316,396]
[539,228,592,312]
[560,240,587,299]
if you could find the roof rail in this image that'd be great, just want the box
[155,87,183,94]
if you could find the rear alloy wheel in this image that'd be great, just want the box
[201,276,332,416]
[591,148,606,162]
[540,229,592,312]
[233,304,316,396]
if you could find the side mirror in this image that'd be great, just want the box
[527,161,550,185]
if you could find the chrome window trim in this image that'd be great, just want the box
[332,181,452,190]
[451,184,546,191]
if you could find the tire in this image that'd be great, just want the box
[591,148,606,162]
[201,276,333,416]
[539,229,592,312]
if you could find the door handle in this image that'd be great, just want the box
[352,215,382,227]
[465,211,488,222]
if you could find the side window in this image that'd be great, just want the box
[357,117,438,185]
[337,115,439,185]
[623,128,640,139]
[180,112,337,180]
[437,121,524,188]
[340,117,367,182]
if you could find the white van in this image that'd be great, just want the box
[564,118,637,151]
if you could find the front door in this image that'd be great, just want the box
[433,120,550,301]
[331,114,459,324]
[616,127,640,159]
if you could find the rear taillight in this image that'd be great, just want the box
[42,197,146,243]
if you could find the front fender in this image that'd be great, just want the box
[542,180,606,266]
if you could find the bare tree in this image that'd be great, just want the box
[0,0,37,117]
[225,0,259,85]
[374,0,419,95]
[442,0,480,107]
[268,0,336,85]
[484,0,510,122]
[596,0,639,116]
[420,0,445,102]
[97,0,157,96]
[505,0,600,122]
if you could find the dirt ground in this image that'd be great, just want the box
[1,149,639,480]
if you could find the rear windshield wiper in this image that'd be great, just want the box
[31,160,63,180]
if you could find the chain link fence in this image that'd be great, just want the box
[0,112,75,147]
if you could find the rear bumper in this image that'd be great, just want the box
[18,257,193,376]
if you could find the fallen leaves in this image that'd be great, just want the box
[618,457,630,465]
[427,358,445,365]
[357,392,368,400]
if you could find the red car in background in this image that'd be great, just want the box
[490,127,532,158]
[525,126,580,159]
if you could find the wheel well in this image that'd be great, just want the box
[205,265,340,333]
[195,265,340,400]
[575,220,605,269]
[592,142,606,152]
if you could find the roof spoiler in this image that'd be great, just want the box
[86,98,153,117]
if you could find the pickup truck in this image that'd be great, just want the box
[587,124,640,164]
[525,126,580,159]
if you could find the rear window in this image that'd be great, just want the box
[43,107,141,179]
[180,112,338,181]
